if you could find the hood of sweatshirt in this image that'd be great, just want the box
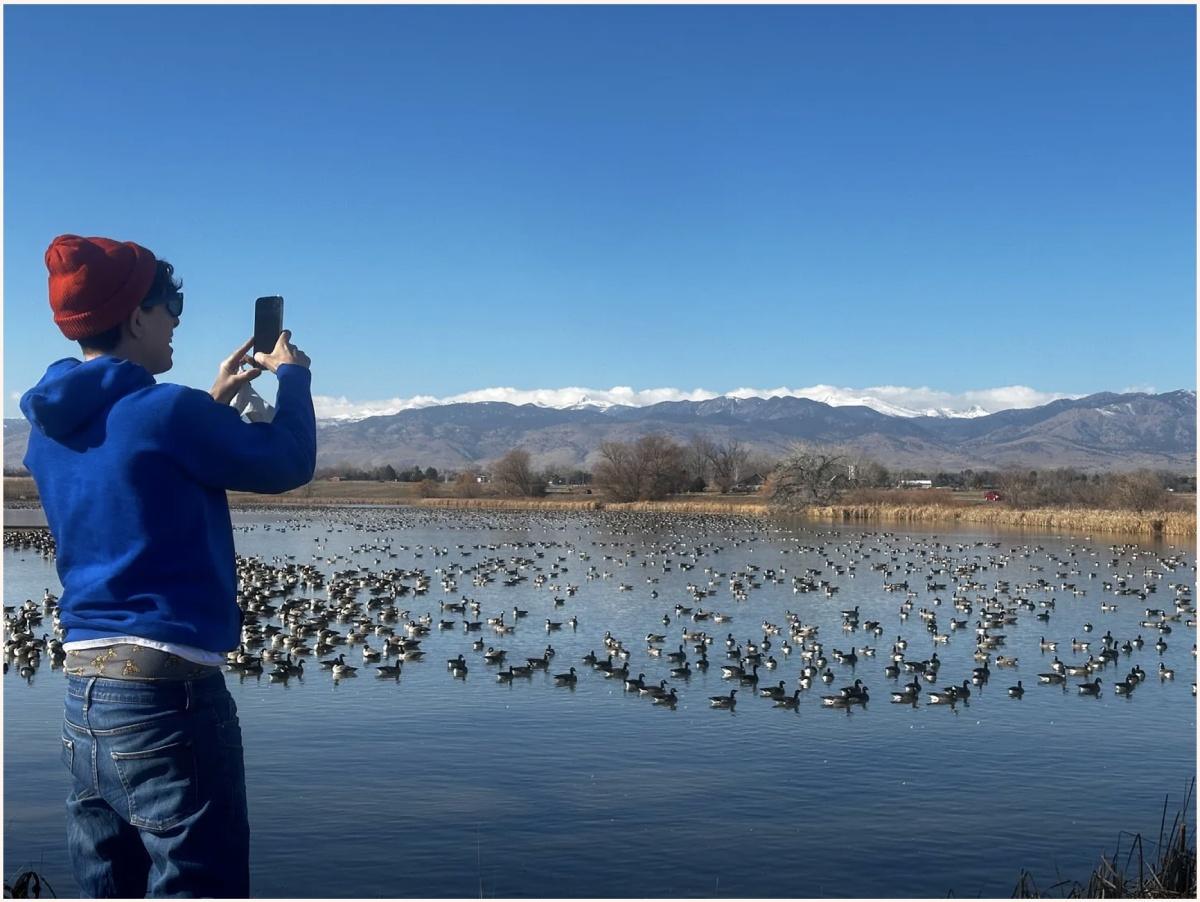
[20,357,155,439]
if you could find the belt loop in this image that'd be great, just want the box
[82,677,97,730]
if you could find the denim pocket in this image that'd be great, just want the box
[110,737,200,832]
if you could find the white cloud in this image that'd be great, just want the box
[312,383,1082,422]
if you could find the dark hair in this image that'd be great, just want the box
[78,259,182,353]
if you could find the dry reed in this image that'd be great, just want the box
[1012,783,1196,898]
[799,503,1195,537]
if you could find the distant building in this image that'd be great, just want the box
[732,473,767,493]
[475,472,492,484]
[898,479,933,489]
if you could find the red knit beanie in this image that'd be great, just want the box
[45,234,157,340]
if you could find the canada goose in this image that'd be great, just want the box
[1007,681,1024,698]
[670,662,692,679]
[604,662,630,680]
[652,688,679,706]
[640,679,668,698]
[927,688,957,704]
[890,685,918,703]
[774,690,801,709]
[554,667,578,685]
[709,690,738,708]
[1078,678,1102,695]
[497,666,516,683]
[821,691,862,708]
[483,647,506,664]
[376,661,402,678]
[837,679,865,700]
[623,672,647,692]
[759,680,788,700]
[1159,663,1175,680]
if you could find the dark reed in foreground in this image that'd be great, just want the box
[3,870,56,899]
[1012,784,1196,898]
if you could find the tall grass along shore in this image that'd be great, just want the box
[1012,785,1196,898]
[4,477,1194,536]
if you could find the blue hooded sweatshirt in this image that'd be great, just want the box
[20,357,316,653]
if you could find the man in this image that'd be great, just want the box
[20,234,316,897]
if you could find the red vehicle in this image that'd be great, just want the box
[984,491,1002,502]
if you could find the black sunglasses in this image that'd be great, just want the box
[142,293,184,318]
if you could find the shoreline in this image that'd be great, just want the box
[5,496,1193,537]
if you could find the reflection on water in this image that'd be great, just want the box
[4,509,1196,897]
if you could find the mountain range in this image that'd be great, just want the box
[7,389,1193,475]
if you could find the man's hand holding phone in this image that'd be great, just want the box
[253,330,311,373]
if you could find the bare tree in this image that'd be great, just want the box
[638,434,688,500]
[685,435,715,489]
[492,449,545,497]
[708,439,750,493]
[593,441,642,502]
[592,435,688,501]
[1113,470,1166,511]
[452,471,481,498]
[767,444,853,508]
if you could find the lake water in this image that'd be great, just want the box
[4,508,1196,897]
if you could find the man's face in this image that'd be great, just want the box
[138,303,179,375]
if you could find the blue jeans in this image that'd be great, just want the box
[62,673,249,898]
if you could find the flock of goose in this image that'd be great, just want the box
[3,511,1197,716]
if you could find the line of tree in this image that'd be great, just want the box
[293,443,1195,513]
[314,464,439,482]
[765,444,1192,513]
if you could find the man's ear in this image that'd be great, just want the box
[125,305,148,341]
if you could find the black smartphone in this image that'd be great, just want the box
[253,296,284,356]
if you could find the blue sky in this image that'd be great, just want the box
[4,4,1195,419]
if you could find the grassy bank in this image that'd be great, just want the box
[4,477,1193,536]
[802,502,1195,537]
[416,497,767,516]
